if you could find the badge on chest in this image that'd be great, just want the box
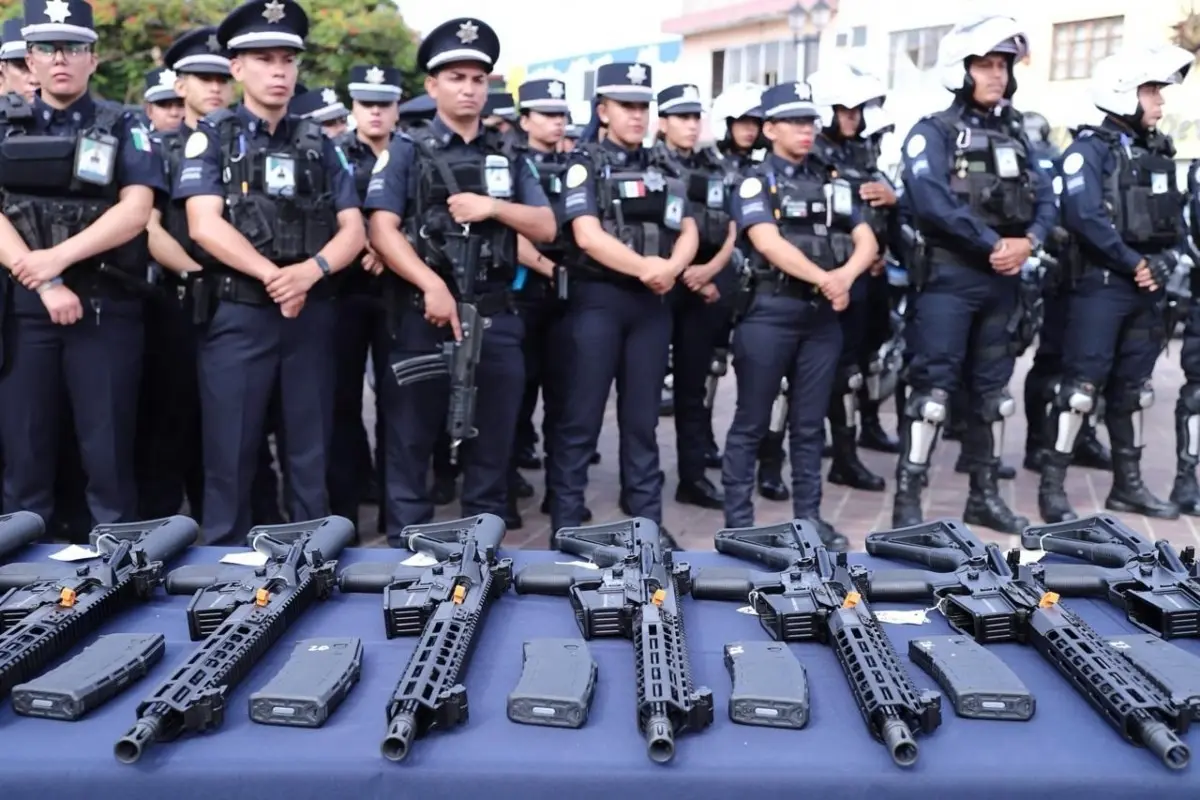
[830,178,854,217]
[706,178,724,209]
[265,154,296,197]
[74,131,117,186]
[485,154,512,198]
[993,145,1020,179]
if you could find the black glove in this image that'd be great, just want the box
[1144,252,1176,290]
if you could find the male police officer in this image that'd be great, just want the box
[1038,45,1191,523]
[290,85,350,138]
[0,18,38,101]
[366,17,555,539]
[894,15,1056,533]
[1176,159,1200,515]
[0,0,165,526]
[175,0,364,543]
[327,63,401,525]
[143,66,183,132]
[724,81,878,548]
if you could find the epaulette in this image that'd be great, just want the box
[201,107,237,129]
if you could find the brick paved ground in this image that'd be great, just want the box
[356,346,1200,552]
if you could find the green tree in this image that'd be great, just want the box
[0,0,420,104]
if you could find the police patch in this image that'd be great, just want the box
[565,163,588,189]
[1062,152,1084,176]
[372,149,389,174]
[738,177,762,199]
[905,134,926,158]
[184,131,208,159]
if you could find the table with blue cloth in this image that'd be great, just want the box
[0,543,1198,800]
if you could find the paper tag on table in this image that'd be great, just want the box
[220,550,269,567]
[1016,548,1045,565]
[401,552,439,567]
[555,561,599,570]
[875,609,932,626]
[49,544,101,562]
[736,606,758,615]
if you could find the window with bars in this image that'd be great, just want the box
[1051,17,1124,81]
[887,25,953,88]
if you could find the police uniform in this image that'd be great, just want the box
[1039,46,1190,523]
[894,19,1054,533]
[144,66,180,106]
[0,18,34,100]
[1175,160,1200,515]
[174,0,362,543]
[657,83,733,510]
[547,61,694,539]
[326,64,402,524]
[365,17,550,539]
[0,0,166,526]
[723,82,867,549]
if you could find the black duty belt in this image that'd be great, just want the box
[406,287,514,318]
[215,271,335,306]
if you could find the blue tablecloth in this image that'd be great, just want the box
[1,544,1198,800]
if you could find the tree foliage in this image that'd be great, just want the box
[0,0,421,104]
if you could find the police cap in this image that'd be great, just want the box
[348,65,403,103]
[144,67,181,104]
[417,17,500,74]
[594,62,653,103]
[761,81,819,121]
[657,83,703,116]
[519,78,569,114]
[1,18,27,60]
[217,0,308,53]
[164,27,231,76]
[289,86,349,123]
[22,0,97,44]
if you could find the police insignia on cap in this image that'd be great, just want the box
[44,0,71,24]
[262,0,286,24]
[184,131,208,158]
[1062,152,1084,176]
[738,177,762,198]
[905,134,926,158]
[565,163,588,189]
[372,149,390,174]
[321,87,338,105]
[158,69,177,87]
[548,81,564,99]
[365,66,385,84]
[457,20,479,44]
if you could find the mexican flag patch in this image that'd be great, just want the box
[131,127,152,153]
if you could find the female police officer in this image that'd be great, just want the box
[548,62,700,543]
[723,82,878,549]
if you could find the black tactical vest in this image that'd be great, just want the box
[1079,125,1182,250]
[404,123,518,292]
[928,108,1037,239]
[155,128,193,255]
[564,143,687,287]
[509,142,568,261]
[206,108,336,271]
[667,144,732,260]
[748,161,857,274]
[0,92,149,293]
[813,133,890,244]
[332,131,382,296]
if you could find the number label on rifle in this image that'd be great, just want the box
[308,644,331,652]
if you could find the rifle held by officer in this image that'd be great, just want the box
[691,521,941,767]
[864,519,1192,769]
[514,519,713,764]
[1022,514,1200,639]
[114,516,353,764]
[0,516,197,700]
[337,514,511,762]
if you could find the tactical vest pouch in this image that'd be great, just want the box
[300,201,334,260]
[1118,152,1180,247]
[0,136,77,191]
[2,198,44,249]
[228,195,275,252]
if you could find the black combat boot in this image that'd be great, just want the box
[1105,414,1179,519]
[955,452,1016,479]
[1022,370,1051,473]
[1037,451,1077,523]
[963,466,1030,533]
[828,426,885,490]
[809,517,849,552]
[757,431,790,501]
[891,463,926,527]
[1072,421,1113,471]
[858,398,900,453]
[504,492,523,530]
[1170,412,1200,516]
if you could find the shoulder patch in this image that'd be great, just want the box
[905,134,926,159]
[738,177,763,199]
[565,163,588,189]
[1061,152,1085,176]
[372,149,390,174]
[184,131,208,159]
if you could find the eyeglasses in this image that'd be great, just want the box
[28,42,92,61]
[151,99,184,109]
[357,100,395,109]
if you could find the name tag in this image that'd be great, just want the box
[706,178,724,209]
[264,154,296,197]
[1151,172,1169,195]
[664,195,684,230]
[74,133,117,186]
[485,154,512,198]
[993,145,1020,179]
[548,175,562,195]
[830,179,853,217]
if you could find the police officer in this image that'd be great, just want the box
[326,64,401,525]
[549,61,699,542]
[724,81,878,548]
[561,120,580,153]
[136,27,233,520]
[0,0,165,526]
[366,17,555,539]
[1020,111,1113,475]
[289,85,350,137]
[809,64,897,492]
[484,91,517,135]
[657,82,735,509]
[175,0,365,543]
[0,18,38,101]
[1038,45,1190,523]
[1175,160,1200,515]
[893,15,1056,532]
[143,66,184,132]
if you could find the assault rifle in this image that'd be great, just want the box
[0,515,197,700]
[514,518,713,764]
[1022,514,1200,639]
[864,519,1192,770]
[0,511,44,561]
[692,521,941,767]
[114,516,353,764]
[337,514,511,762]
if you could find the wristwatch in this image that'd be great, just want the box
[1025,232,1041,252]
[314,254,332,278]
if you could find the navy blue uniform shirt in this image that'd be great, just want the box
[27,92,166,198]
[172,104,359,212]
[901,106,1056,252]
[1059,120,1150,273]
[364,114,548,218]
[732,152,863,231]
[559,139,695,225]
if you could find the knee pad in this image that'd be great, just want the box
[979,390,1016,423]
[836,366,863,396]
[904,388,949,425]
[1180,382,1200,416]
[1052,378,1097,416]
[1109,382,1153,415]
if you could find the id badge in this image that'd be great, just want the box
[74,133,117,186]
[548,174,562,195]
[831,179,853,217]
[706,177,725,209]
[264,154,296,197]
[993,145,1020,179]
[485,154,513,198]
[1151,172,1169,195]
[664,195,684,230]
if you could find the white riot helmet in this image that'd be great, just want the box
[711,82,765,127]
[937,14,1030,97]
[1090,44,1193,120]
[809,63,889,133]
